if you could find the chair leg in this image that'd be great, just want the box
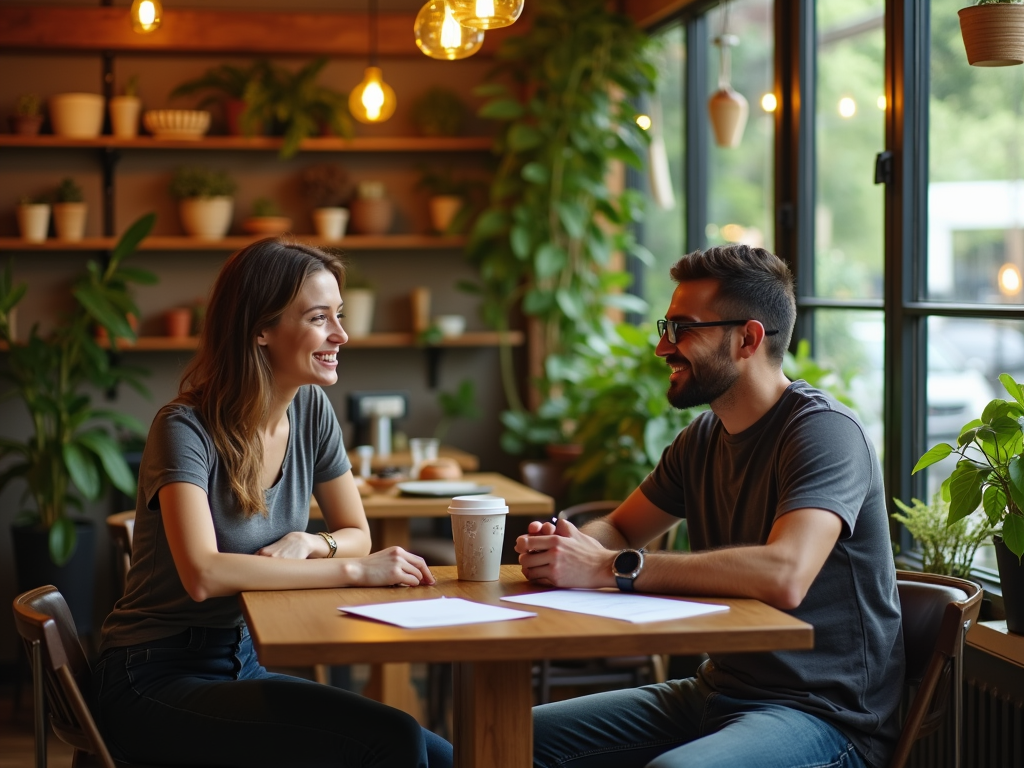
[313,664,330,685]
[538,659,551,705]
[31,640,46,768]
[954,621,968,768]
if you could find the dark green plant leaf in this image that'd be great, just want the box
[78,430,138,497]
[1003,514,1024,560]
[535,243,567,278]
[912,443,953,474]
[983,485,1007,527]
[49,517,77,567]
[947,462,986,523]
[479,99,524,120]
[110,212,156,268]
[63,442,100,499]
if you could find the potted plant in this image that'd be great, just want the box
[342,267,375,338]
[892,494,996,579]
[52,177,87,241]
[109,74,142,139]
[242,197,292,236]
[0,214,156,631]
[411,87,469,137]
[49,92,105,139]
[16,193,51,243]
[169,60,276,136]
[959,0,1024,67]
[416,167,481,234]
[913,372,1024,631]
[10,93,43,136]
[301,163,352,241]
[241,58,354,159]
[349,181,393,236]
[169,166,237,239]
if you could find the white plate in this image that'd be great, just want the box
[396,481,493,497]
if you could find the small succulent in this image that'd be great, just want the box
[55,178,84,204]
[168,167,237,200]
[15,93,41,117]
[301,163,352,208]
[251,197,282,217]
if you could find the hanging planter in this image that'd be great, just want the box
[959,1,1024,67]
[708,23,748,148]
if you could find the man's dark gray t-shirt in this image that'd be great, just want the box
[640,380,904,768]
[100,385,351,653]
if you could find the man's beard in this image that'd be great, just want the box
[666,332,739,410]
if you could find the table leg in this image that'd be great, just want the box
[453,659,533,768]
[364,517,424,722]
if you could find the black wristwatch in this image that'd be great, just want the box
[612,548,645,592]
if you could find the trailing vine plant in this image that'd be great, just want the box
[462,0,657,449]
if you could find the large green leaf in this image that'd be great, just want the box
[63,442,101,499]
[946,462,986,523]
[1008,455,1024,513]
[78,430,137,497]
[912,443,952,474]
[1003,514,1024,560]
[535,243,567,278]
[983,485,1007,526]
[49,517,77,567]
[74,285,133,338]
[479,99,524,120]
[1001,373,1024,408]
[110,212,156,269]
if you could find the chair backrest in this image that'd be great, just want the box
[889,570,983,768]
[560,500,621,527]
[520,460,571,505]
[12,585,117,768]
[106,510,136,596]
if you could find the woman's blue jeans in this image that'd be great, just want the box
[533,676,869,768]
[92,625,452,768]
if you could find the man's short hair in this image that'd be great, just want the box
[670,245,796,363]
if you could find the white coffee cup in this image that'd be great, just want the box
[448,495,509,581]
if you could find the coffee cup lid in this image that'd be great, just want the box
[448,495,509,515]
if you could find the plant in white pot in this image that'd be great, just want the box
[53,177,87,241]
[913,372,1024,630]
[959,0,1024,67]
[301,163,352,241]
[341,267,375,338]
[169,166,237,239]
[16,193,51,243]
[109,74,142,139]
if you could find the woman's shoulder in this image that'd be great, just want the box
[149,401,211,443]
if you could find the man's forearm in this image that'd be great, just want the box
[578,517,631,550]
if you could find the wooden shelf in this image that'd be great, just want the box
[0,235,467,252]
[0,331,523,353]
[0,135,495,153]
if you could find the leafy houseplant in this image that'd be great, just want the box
[892,494,996,579]
[53,177,87,241]
[169,167,237,240]
[913,372,1024,559]
[463,0,656,436]
[0,213,157,564]
[170,60,276,136]
[411,87,469,137]
[416,167,486,234]
[434,379,481,442]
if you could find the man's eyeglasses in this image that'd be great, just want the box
[656,319,780,344]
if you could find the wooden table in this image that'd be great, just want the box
[241,566,814,768]
[309,473,554,720]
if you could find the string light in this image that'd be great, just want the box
[130,0,162,33]
[635,114,652,130]
[838,97,856,118]
[760,93,777,112]
[350,0,396,123]
[414,0,484,61]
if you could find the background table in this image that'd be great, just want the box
[241,566,814,768]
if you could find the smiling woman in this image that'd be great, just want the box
[90,238,453,768]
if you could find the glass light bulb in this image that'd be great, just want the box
[448,0,522,30]
[349,67,397,124]
[130,0,163,33]
[414,0,484,61]
[838,97,856,118]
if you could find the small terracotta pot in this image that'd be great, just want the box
[163,308,193,338]
[429,195,463,233]
[53,202,87,241]
[9,115,43,136]
[109,96,142,139]
[349,198,393,236]
[959,4,1024,67]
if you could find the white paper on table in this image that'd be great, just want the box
[501,590,729,624]
[338,596,536,629]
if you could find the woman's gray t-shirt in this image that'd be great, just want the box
[100,385,350,653]
[639,380,904,768]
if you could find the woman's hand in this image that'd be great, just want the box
[348,547,435,587]
[256,531,322,559]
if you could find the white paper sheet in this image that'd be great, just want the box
[339,596,536,629]
[501,590,729,624]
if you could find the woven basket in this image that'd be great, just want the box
[959,4,1024,67]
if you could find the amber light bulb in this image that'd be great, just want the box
[130,0,163,33]
[447,0,523,30]
[349,67,397,124]
[415,0,484,61]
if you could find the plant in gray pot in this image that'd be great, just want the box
[913,372,1024,631]
[0,214,156,632]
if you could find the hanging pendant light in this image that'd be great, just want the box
[350,0,397,124]
[447,0,523,31]
[707,3,748,149]
[130,0,163,33]
[415,0,485,61]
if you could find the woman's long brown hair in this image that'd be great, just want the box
[177,239,345,516]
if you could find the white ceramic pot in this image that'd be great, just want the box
[49,93,105,139]
[429,195,463,234]
[313,207,349,241]
[17,204,51,242]
[109,96,142,139]
[179,197,233,239]
[53,202,87,241]
[434,314,466,338]
[342,288,375,338]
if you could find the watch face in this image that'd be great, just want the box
[614,550,641,575]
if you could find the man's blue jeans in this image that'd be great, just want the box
[92,625,453,768]
[534,676,869,768]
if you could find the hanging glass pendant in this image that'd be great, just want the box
[349,67,397,124]
[415,0,485,61]
[130,0,163,33]
[447,0,523,31]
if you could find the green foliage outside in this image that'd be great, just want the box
[0,215,157,565]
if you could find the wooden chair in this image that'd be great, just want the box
[534,500,666,704]
[890,570,983,768]
[12,585,158,768]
